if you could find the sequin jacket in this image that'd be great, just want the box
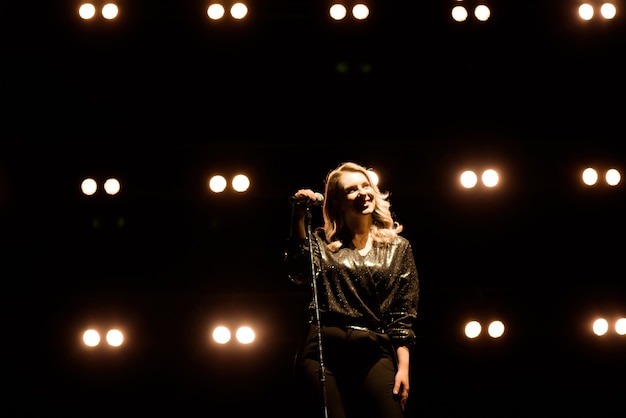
[285,229,419,347]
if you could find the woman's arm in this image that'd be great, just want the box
[393,345,411,411]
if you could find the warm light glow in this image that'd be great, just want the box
[474,4,491,21]
[482,169,499,187]
[582,167,598,185]
[615,318,626,335]
[601,3,617,19]
[487,320,505,338]
[83,329,101,347]
[352,4,369,20]
[451,5,468,22]
[460,170,478,188]
[106,329,124,347]
[212,326,232,344]
[230,2,248,19]
[465,320,482,339]
[605,168,621,186]
[101,3,119,20]
[235,326,255,344]
[329,4,347,20]
[103,178,121,195]
[81,178,98,195]
[579,3,595,20]
[207,3,226,19]
[231,174,250,192]
[209,175,227,193]
[79,3,97,19]
[593,318,609,336]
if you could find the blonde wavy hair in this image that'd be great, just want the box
[322,162,403,252]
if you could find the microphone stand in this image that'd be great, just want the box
[305,205,329,418]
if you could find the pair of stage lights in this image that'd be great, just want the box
[579,2,618,20]
[464,320,505,339]
[582,167,621,186]
[81,178,121,196]
[592,317,626,336]
[207,174,251,193]
[83,328,124,347]
[78,3,118,20]
[460,169,500,189]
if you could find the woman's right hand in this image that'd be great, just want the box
[291,189,320,206]
[290,189,319,239]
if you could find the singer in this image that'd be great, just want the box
[284,162,420,418]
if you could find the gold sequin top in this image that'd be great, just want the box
[284,229,420,347]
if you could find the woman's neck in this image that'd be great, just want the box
[348,218,372,248]
[346,215,371,235]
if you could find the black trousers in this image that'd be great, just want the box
[294,324,404,418]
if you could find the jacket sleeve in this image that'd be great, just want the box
[283,237,313,285]
[385,240,419,347]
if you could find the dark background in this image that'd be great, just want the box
[3,1,626,417]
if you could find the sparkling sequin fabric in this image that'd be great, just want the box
[285,229,419,347]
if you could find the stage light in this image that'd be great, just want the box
[231,174,250,192]
[474,4,491,22]
[579,3,595,20]
[605,168,621,186]
[235,326,255,344]
[83,329,101,347]
[582,167,599,185]
[230,2,248,20]
[103,178,121,195]
[81,178,98,195]
[487,320,505,338]
[208,175,228,193]
[212,325,232,344]
[106,329,124,346]
[592,318,610,336]
[329,4,347,20]
[460,170,479,188]
[600,2,617,19]
[79,3,97,20]
[451,5,469,22]
[465,320,482,338]
[207,3,226,20]
[352,4,370,20]
[481,169,499,188]
[101,3,119,20]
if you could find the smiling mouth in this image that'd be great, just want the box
[355,200,371,210]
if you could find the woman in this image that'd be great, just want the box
[284,161,420,418]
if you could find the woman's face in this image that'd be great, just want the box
[338,171,375,216]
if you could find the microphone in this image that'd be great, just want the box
[290,192,324,206]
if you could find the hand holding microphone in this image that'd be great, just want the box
[290,190,324,206]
